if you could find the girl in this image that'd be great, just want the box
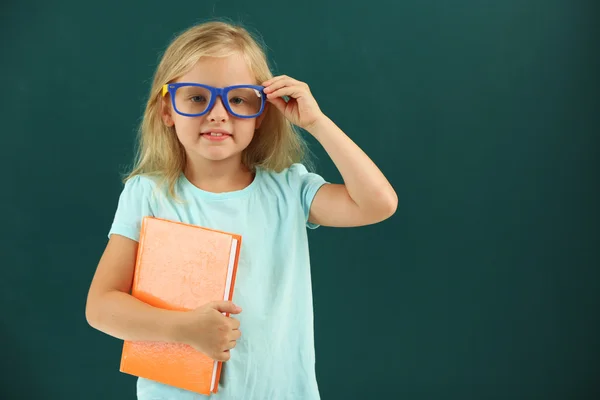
[86,20,397,400]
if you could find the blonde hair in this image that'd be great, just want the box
[124,20,310,199]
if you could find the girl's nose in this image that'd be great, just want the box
[207,96,228,122]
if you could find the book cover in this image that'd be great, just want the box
[119,216,242,395]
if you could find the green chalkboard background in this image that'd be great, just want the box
[1,0,598,398]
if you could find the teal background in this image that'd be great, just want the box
[1,0,598,398]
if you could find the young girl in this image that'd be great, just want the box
[86,20,397,400]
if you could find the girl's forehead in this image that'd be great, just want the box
[177,54,257,86]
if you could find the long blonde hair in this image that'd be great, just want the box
[124,20,310,199]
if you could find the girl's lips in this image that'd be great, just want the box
[201,132,232,141]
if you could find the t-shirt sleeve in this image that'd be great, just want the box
[108,175,156,241]
[286,163,328,229]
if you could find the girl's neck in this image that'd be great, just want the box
[183,156,254,194]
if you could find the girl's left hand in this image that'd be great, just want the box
[262,75,325,131]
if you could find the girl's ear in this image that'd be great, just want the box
[255,102,268,129]
[161,96,175,127]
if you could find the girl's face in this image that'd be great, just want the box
[162,52,266,166]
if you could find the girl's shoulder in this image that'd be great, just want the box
[258,163,327,229]
[116,173,173,205]
[120,173,162,193]
[259,162,323,186]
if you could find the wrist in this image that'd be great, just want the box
[304,113,331,137]
[164,310,190,344]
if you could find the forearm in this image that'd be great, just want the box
[307,115,398,211]
[86,290,185,343]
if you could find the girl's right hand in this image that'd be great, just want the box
[174,301,242,361]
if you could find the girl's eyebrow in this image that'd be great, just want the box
[179,82,260,87]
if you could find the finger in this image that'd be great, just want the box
[262,74,288,86]
[267,86,306,100]
[263,77,295,94]
[209,301,242,314]
[218,351,231,362]
[229,317,240,330]
[231,329,242,340]
[264,76,307,93]
[267,96,287,114]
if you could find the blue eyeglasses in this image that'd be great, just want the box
[162,83,267,118]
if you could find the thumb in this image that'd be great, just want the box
[267,96,287,114]
[209,301,242,314]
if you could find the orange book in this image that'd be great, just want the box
[119,216,242,395]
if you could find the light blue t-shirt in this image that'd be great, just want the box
[108,163,328,400]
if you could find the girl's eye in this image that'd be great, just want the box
[190,96,207,103]
[230,97,245,105]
